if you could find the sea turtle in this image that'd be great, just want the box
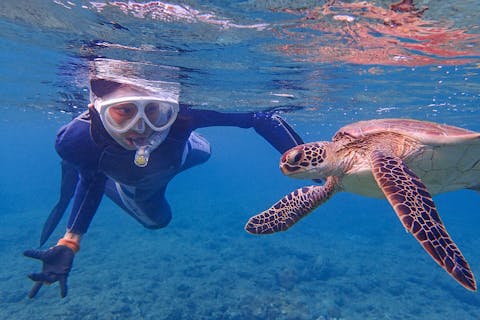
[245,118,480,291]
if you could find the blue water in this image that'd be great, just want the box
[1,1,480,319]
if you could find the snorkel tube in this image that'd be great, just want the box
[133,129,170,167]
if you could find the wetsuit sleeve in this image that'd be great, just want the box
[40,161,79,246]
[188,108,304,153]
[251,112,304,154]
[55,118,106,235]
[66,170,106,234]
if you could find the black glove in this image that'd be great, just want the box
[253,112,323,184]
[252,112,304,154]
[23,245,75,298]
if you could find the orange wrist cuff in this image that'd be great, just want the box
[57,238,80,253]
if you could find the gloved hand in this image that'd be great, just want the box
[253,111,323,184]
[252,111,304,154]
[23,245,75,298]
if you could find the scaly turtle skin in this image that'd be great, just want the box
[245,118,480,291]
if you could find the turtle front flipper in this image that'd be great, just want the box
[245,177,338,234]
[371,151,477,291]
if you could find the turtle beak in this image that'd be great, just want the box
[280,162,304,176]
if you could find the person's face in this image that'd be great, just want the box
[97,86,157,150]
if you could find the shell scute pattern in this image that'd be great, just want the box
[332,130,356,143]
[337,118,477,140]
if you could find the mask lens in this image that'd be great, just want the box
[98,97,178,133]
[106,103,138,129]
[144,102,176,129]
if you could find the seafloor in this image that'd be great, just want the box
[1,127,479,320]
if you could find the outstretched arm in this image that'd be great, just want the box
[187,107,304,153]
[26,115,108,298]
[65,171,106,234]
[25,170,105,298]
[54,117,107,236]
[251,112,304,154]
[40,161,78,246]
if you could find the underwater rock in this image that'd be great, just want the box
[176,283,192,299]
[310,255,343,281]
[275,266,299,290]
[386,282,405,296]
[326,305,342,319]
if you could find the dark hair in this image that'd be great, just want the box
[90,78,123,98]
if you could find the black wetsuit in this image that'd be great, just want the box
[40,105,303,244]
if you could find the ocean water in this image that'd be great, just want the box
[1,0,480,319]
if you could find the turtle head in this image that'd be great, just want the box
[280,142,337,179]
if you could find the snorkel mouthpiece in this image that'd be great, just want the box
[134,145,151,167]
[132,130,170,167]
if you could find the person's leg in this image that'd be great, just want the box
[104,179,171,229]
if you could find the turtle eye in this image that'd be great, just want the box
[286,149,303,165]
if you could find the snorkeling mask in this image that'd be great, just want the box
[94,96,179,167]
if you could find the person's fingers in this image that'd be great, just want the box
[28,281,43,298]
[58,277,68,298]
[23,249,45,260]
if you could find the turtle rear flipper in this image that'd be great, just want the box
[371,150,477,291]
[245,177,338,234]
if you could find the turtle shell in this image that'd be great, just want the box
[333,118,479,145]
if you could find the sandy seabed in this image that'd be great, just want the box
[1,188,480,320]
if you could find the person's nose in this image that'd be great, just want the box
[132,118,145,133]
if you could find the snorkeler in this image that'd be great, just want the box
[23,59,305,298]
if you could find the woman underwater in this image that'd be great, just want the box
[23,59,305,298]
